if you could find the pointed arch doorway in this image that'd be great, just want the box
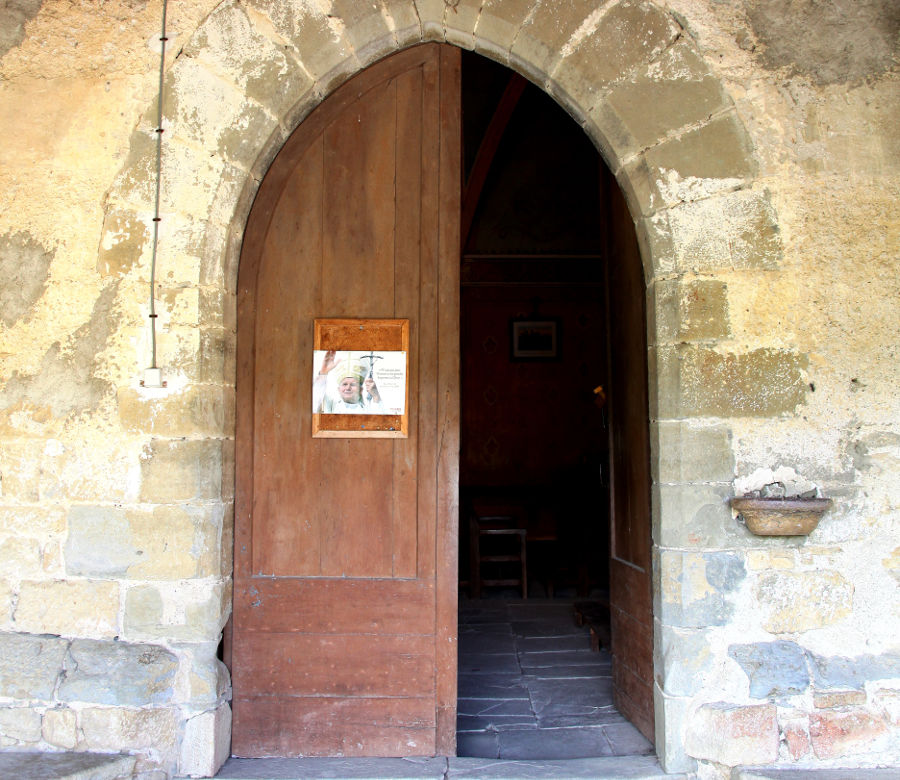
[232,42,652,758]
[457,51,654,753]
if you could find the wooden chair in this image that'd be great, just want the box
[469,513,527,599]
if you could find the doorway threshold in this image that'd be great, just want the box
[216,754,684,779]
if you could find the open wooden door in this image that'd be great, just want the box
[232,44,460,757]
[603,173,655,743]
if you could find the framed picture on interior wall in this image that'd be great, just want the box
[510,318,560,361]
[312,318,409,438]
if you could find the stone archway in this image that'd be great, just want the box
[103,0,794,772]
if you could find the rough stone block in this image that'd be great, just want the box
[728,640,811,698]
[657,549,746,628]
[118,384,227,437]
[185,0,315,120]
[0,505,66,539]
[15,580,119,638]
[139,439,224,503]
[815,689,868,708]
[809,708,889,759]
[667,188,783,272]
[653,483,751,549]
[635,209,676,278]
[66,504,223,580]
[685,701,778,767]
[0,441,42,502]
[745,549,796,570]
[0,536,41,578]
[198,288,232,330]
[59,638,177,706]
[655,344,808,419]
[548,0,680,116]
[756,571,852,634]
[654,686,697,773]
[41,707,77,749]
[872,688,900,727]
[124,581,228,643]
[782,717,811,760]
[625,113,757,214]
[651,421,734,484]
[810,651,900,690]
[651,278,731,343]
[0,632,67,699]
[0,581,12,627]
[79,706,179,766]
[178,703,232,778]
[0,706,41,744]
[182,642,230,705]
[655,622,713,696]
[245,0,356,85]
[591,40,729,161]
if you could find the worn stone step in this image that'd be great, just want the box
[0,752,136,780]
[732,768,900,780]
[215,754,683,779]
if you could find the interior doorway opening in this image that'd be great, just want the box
[456,51,654,760]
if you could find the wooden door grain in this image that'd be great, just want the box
[603,171,655,744]
[233,44,460,757]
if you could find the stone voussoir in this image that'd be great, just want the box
[546,0,682,126]
[184,0,316,120]
[622,111,757,216]
[590,38,731,162]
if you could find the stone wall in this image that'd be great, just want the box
[0,0,897,777]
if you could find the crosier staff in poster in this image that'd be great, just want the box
[313,350,384,414]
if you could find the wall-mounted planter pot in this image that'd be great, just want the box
[730,497,833,536]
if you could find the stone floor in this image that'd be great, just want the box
[456,598,653,760]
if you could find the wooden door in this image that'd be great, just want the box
[603,172,655,742]
[232,44,460,757]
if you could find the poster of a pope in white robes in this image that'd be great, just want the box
[312,349,407,415]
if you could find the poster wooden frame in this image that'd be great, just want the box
[312,318,410,438]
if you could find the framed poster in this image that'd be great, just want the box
[312,318,409,438]
[510,318,559,361]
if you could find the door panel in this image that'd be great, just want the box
[604,172,655,743]
[233,44,460,757]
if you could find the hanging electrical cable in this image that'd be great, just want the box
[143,0,169,388]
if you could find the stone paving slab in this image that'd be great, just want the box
[0,752,136,780]
[518,649,611,668]
[459,652,521,675]
[603,723,655,756]
[529,676,617,719]
[458,697,535,717]
[457,673,530,699]
[459,629,518,655]
[521,665,611,678]
[458,713,539,731]
[498,725,615,760]
[510,622,585,638]
[517,635,593,652]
